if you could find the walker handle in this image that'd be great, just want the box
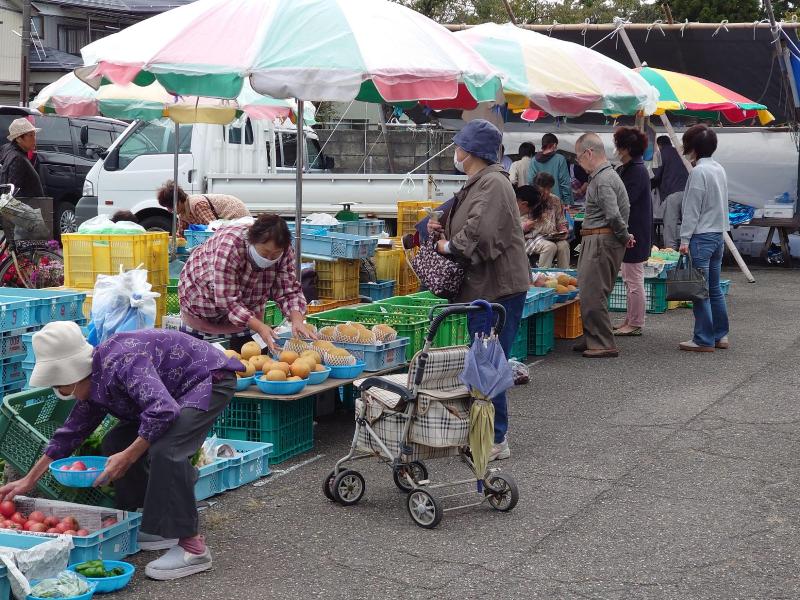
[426,302,506,343]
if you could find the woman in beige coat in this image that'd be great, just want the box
[428,119,529,462]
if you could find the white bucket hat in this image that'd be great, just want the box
[7,118,41,142]
[29,322,94,388]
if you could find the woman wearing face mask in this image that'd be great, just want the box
[428,119,529,462]
[0,322,242,580]
[178,213,312,352]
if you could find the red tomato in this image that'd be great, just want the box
[43,516,59,528]
[64,530,77,536]
[46,528,59,534]
[75,529,89,536]
[0,500,16,518]
[11,513,26,525]
[61,516,79,530]
[28,511,45,523]
[23,521,36,531]
[54,522,69,534]
[71,461,87,471]
[29,523,47,533]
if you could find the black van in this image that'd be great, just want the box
[0,107,127,235]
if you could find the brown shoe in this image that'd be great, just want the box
[715,336,729,349]
[679,341,714,353]
[572,339,587,352]
[583,348,620,358]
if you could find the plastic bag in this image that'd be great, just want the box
[29,570,91,598]
[87,268,160,345]
[303,213,339,226]
[0,535,73,600]
[77,215,145,235]
[0,193,49,240]
[508,360,530,386]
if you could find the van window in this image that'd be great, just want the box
[115,119,193,170]
[32,116,73,154]
[71,124,114,158]
[227,118,253,145]
[276,134,321,168]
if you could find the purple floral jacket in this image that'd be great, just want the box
[44,330,241,460]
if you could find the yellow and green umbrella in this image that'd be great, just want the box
[636,66,775,125]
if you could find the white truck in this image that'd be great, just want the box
[75,116,465,230]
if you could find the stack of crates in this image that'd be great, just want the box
[313,259,360,305]
[397,201,443,238]
[62,232,169,326]
[375,243,418,296]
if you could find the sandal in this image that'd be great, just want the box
[613,327,642,336]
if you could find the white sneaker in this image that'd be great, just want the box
[145,545,212,581]
[489,439,511,461]
[138,532,179,551]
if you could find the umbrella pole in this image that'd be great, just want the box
[171,121,179,260]
[615,20,756,284]
[295,99,304,275]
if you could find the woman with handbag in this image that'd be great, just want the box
[677,124,730,352]
[427,119,529,462]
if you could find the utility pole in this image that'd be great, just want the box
[19,0,31,106]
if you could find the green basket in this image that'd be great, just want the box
[528,311,555,356]
[608,277,668,314]
[307,307,427,361]
[509,317,529,361]
[263,301,284,326]
[392,293,448,307]
[0,389,116,507]
[213,396,313,464]
[366,300,468,348]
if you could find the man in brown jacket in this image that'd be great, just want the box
[573,132,635,358]
[430,119,529,461]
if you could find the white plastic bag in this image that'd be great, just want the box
[89,268,160,344]
[0,535,73,600]
[77,215,145,234]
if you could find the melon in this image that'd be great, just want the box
[240,341,261,361]
[265,369,287,382]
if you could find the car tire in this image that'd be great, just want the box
[139,214,173,232]
[55,201,78,237]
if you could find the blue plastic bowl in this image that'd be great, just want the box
[235,375,255,391]
[67,561,134,594]
[328,361,366,379]
[255,376,308,395]
[49,456,107,488]
[307,366,332,385]
[28,579,97,600]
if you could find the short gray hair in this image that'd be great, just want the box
[576,132,606,156]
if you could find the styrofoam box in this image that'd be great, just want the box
[163,315,183,331]
[763,205,795,219]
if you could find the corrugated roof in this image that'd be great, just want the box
[29,45,83,71]
[33,0,194,14]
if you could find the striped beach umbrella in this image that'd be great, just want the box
[636,66,774,125]
[454,23,658,117]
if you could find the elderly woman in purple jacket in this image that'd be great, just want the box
[0,322,242,582]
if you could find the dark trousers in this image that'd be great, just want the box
[466,292,526,444]
[101,372,236,539]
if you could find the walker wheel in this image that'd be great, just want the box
[392,460,428,492]
[332,469,365,506]
[406,489,442,529]
[484,473,519,512]
[322,470,337,502]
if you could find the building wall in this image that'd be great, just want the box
[0,7,22,83]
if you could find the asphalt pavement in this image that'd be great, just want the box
[122,266,800,600]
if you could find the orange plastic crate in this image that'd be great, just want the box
[554,300,583,339]
[306,298,359,314]
[62,232,170,289]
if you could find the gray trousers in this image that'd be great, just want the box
[577,234,626,350]
[102,372,236,539]
[662,191,684,250]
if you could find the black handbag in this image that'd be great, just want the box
[666,254,709,302]
[410,234,465,300]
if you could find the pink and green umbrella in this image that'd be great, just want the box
[454,23,658,117]
[636,66,774,125]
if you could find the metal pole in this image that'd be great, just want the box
[614,19,756,283]
[19,0,31,106]
[295,99,304,275]
[444,22,800,32]
[171,121,179,260]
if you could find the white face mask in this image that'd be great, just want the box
[453,149,466,173]
[53,384,76,401]
[248,243,281,269]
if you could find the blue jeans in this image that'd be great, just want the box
[689,232,729,347]
[466,292,526,444]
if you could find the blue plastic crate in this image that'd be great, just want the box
[531,268,578,278]
[359,280,395,301]
[183,229,215,249]
[1,359,25,389]
[0,296,36,333]
[0,289,85,324]
[523,288,556,318]
[276,334,409,372]
[510,317,529,361]
[342,219,385,237]
[0,563,8,600]
[299,231,378,260]
[287,222,346,234]
[194,456,228,501]
[223,440,273,489]
[0,327,32,362]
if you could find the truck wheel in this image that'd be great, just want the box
[56,201,78,236]
[139,214,173,232]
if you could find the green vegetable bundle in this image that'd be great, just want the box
[74,560,125,578]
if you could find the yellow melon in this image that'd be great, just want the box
[265,369,287,382]
[287,376,303,382]
[279,350,299,365]
[274,361,291,375]
[240,341,261,361]
[290,361,311,379]
[236,362,256,378]
[224,349,242,360]
[250,355,272,371]
[300,350,322,365]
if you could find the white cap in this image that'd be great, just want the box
[7,118,41,142]
[29,322,94,388]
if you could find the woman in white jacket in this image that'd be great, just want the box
[508,142,535,187]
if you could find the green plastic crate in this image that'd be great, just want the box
[364,301,468,348]
[213,396,313,464]
[307,307,426,361]
[528,311,555,356]
[0,389,116,507]
[263,301,284,326]
[608,277,668,314]
[509,317,529,361]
